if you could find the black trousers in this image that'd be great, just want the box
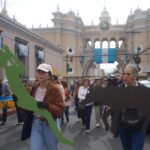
[1,107,7,123]
[15,102,24,123]
[102,107,119,135]
[80,105,93,130]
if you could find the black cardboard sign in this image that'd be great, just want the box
[85,86,150,118]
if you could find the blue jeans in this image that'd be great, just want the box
[31,118,58,150]
[64,106,69,122]
[61,107,69,123]
[119,126,145,150]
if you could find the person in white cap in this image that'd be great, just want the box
[27,63,64,150]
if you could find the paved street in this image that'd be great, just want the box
[0,107,150,150]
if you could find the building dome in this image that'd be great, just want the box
[101,7,109,17]
[68,10,75,16]
[134,7,142,15]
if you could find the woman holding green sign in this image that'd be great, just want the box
[30,63,64,150]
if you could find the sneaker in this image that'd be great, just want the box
[96,123,100,128]
[16,122,23,126]
[85,130,90,133]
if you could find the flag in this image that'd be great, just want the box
[108,48,116,63]
[94,48,116,64]
[94,48,102,64]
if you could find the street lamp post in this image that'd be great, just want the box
[133,53,141,72]
[125,30,141,65]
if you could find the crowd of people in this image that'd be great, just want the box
[0,63,150,150]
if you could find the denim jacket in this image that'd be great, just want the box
[1,83,11,96]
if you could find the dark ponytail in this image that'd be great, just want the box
[48,71,52,79]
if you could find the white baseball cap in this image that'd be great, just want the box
[37,63,52,73]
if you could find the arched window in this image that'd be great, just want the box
[110,41,116,48]
[95,41,100,48]
[86,40,92,50]
[102,40,108,48]
[119,40,123,48]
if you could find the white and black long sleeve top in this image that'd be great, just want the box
[78,86,89,101]
[78,86,93,106]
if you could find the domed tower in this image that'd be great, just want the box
[99,6,111,24]
[134,6,142,16]
[99,4,111,31]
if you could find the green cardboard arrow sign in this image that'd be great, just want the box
[0,45,73,145]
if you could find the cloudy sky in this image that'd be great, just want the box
[2,0,150,28]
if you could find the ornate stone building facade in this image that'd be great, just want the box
[1,5,150,81]
[32,6,150,79]
[0,11,64,80]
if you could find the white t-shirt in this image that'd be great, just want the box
[34,87,46,102]
[34,87,47,118]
